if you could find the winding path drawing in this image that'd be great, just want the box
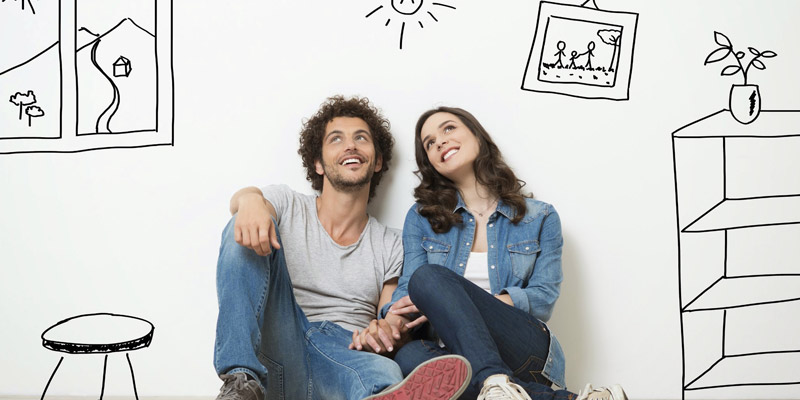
[76,2,158,136]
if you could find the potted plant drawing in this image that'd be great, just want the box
[704,31,777,124]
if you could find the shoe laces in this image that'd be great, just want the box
[218,373,261,400]
[577,384,613,400]
[478,380,532,400]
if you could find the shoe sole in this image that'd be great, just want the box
[363,354,471,400]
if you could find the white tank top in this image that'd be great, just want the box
[464,252,491,293]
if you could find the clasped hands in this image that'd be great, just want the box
[349,295,428,354]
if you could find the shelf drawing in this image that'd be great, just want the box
[673,110,800,399]
[364,0,456,50]
[683,275,800,312]
[686,351,800,391]
[521,0,638,100]
[682,195,800,232]
[0,0,173,155]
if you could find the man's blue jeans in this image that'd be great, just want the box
[214,216,403,400]
[394,264,576,400]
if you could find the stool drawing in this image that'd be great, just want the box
[40,313,154,400]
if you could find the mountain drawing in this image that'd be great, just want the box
[0,41,60,139]
[76,18,157,135]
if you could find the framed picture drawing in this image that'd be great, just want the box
[521,1,638,100]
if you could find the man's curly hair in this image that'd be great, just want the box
[298,95,394,201]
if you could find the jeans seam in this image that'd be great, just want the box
[420,340,446,355]
[253,267,270,352]
[305,333,370,395]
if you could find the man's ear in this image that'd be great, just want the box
[315,159,324,176]
[374,155,383,173]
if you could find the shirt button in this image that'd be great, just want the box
[490,265,496,269]
[489,224,494,228]
[525,246,530,250]
[469,218,473,222]
[429,246,433,249]
[490,245,494,249]
[459,263,464,267]
[466,242,470,246]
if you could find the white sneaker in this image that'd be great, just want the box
[477,374,531,400]
[576,383,628,400]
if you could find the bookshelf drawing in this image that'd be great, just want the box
[672,109,800,399]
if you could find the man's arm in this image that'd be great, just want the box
[230,186,281,256]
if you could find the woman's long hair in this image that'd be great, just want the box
[413,107,530,233]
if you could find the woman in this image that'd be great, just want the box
[365,107,627,400]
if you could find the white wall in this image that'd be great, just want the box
[1,1,799,398]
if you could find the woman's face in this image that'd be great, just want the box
[419,112,480,182]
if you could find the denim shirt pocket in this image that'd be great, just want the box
[506,240,541,281]
[421,238,451,266]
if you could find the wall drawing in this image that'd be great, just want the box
[703,31,777,125]
[40,313,154,400]
[0,0,173,155]
[365,0,456,50]
[0,0,60,140]
[673,34,800,398]
[521,0,638,100]
[2,0,36,14]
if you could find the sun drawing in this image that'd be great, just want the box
[365,0,456,49]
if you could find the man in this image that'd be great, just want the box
[213,95,471,400]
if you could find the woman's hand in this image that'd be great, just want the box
[495,293,514,307]
[389,295,428,329]
[349,318,403,353]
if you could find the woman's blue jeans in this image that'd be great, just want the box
[213,216,403,400]
[395,264,576,400]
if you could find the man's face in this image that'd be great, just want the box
[315,117,382,194]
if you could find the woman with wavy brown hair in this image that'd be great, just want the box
[364,107,627,400]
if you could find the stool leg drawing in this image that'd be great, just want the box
[127,353,140,400]
[40,357,64,400]
[100,354,108,400]
[40,353,140,400]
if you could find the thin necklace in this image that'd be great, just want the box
[466,198,497,217]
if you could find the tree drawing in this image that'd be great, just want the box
[9,90,37,121]
[597,29,621,71]
[1,0,36,14]
[25,106,44,127]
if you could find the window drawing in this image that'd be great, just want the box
[0,0,173,155]
[0,0,60,140]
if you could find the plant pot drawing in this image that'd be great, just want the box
[729,84,761,124]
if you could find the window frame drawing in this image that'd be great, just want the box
[0,0,173,155]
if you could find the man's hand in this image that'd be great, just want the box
[350,318,404,353]
[233,190,280,256]
[389,295,428,329]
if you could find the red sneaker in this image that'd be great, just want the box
[364,355,472,400]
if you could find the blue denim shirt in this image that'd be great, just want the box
[381,195,566,388]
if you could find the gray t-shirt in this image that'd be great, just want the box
[262,185,403,332]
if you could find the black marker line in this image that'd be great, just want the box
[127,353,140,400]
[432,2,456,10]
[365,5,382,18]
[40,357,64,400]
